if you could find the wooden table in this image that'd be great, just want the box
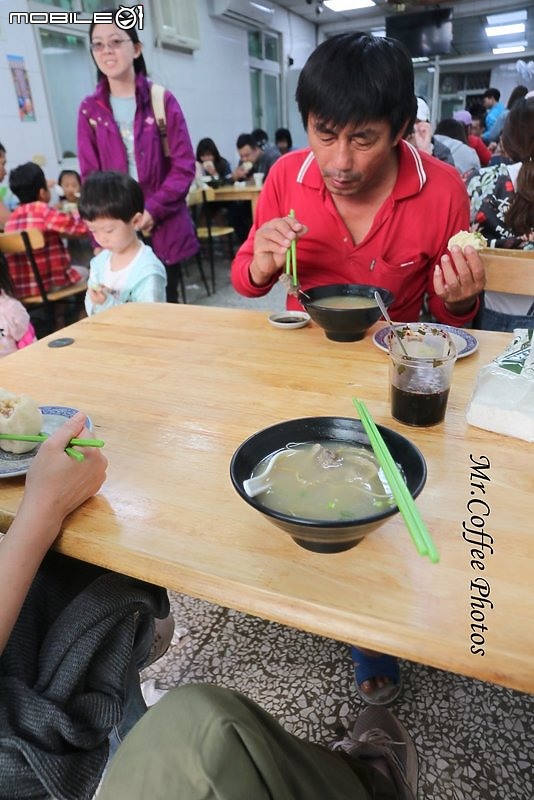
[1,305,532,694]
[212,183,262,215]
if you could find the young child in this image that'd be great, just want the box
[5,162,89,297]
[0,252,36,356]
[57,169,82,213]
[78,172,166,316]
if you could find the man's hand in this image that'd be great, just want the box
[433,245,486,315]
[249,215,307,287]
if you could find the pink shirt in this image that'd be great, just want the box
[231,141,478,326]
[0,292,33,356]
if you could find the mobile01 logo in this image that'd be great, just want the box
[9,4,144,30]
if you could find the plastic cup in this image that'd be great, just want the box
[253,172,264,187]
[386,323,457,426]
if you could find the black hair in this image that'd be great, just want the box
[236,133,255,150]
[9,162,47,204]
[295,32,416,140]
[483,88,500,102]
[89,9,147,82]
[195,138,228,177]
[196,137,222,162]
[251,128,268,148]
[435,118,468,145]
[78,171,144,222]
[507,85,528,110]
[275,127,293,148]
[0,252,16,298]
[58,169,81,187]
[502,97,534,236]
[0,142,5,155]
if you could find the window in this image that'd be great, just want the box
[38,28,95,157]
[248,29,281,139]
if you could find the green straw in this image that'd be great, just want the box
[352,397,439,564]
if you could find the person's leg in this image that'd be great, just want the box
[109,612,174,756]
[99,684,404,800]
[351,646,402,705]
[164,263,180,303]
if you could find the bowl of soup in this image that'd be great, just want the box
[230,416,427,553]
[302,284,394,342]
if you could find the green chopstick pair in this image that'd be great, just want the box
[0,433,105,463]
[285,208,297,286]
[352,398,439,564]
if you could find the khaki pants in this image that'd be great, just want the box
[99,684,398,800]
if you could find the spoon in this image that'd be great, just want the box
[243,450,295,497]
[373,291,408,356]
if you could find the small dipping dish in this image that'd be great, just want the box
[268,311,310,330]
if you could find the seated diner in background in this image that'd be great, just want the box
[466,94,534,331]
[4,162,89,298]
[195,137,233,186]
[231,31,486,704]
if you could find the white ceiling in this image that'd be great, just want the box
[272,0,534,59]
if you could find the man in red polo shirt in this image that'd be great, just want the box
[231,32,485,705]
[232,33,485,328]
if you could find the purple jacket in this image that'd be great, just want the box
[77,73,198,265]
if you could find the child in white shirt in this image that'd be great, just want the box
[79,171,166,316]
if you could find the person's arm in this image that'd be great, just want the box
[44,206,88,238]
[142,91,196,228]
[130,272,167,303]
[427,179,484,325]
[0,412,107,654]
[0,198,9,228]
[77,101,102,180]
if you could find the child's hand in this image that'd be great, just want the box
[88,284,108,305]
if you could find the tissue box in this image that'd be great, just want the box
[466,328,534,441]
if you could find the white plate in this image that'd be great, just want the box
[268,312,311,330]
[0,406,92,479]
[372,324,479,359]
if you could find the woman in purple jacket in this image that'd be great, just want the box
[77,19,198,303]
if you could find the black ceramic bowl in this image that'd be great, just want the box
[230,416,427,554]
[303,284,394,342]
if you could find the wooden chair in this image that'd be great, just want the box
[0,229,88,335]
[480,247,534,295]
[189,186,235,293]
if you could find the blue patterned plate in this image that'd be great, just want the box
[0,406,92,479]
[372,324,478,360]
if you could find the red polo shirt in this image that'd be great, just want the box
[231,141,477,325]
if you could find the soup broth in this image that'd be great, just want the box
[252,441,395,521]
[311,296,377,310]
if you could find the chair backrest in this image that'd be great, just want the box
[0,228,49,302]
[480,247,534,296]
[0,228,45,256]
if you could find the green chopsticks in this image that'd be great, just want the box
[285,208,297,286]
[352,398,439,564]
[0,433,105,463]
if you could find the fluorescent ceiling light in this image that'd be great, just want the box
[485,23,525,37]
[492,44,526,55]
[249,1,274,13]
[324,0,376,11]
[486,10,527,26]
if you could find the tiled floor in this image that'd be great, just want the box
[144,252,534,800]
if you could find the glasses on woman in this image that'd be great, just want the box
[90,38,131,53]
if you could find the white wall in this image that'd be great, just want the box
[0,0,61,178]
[0,0,316,182]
